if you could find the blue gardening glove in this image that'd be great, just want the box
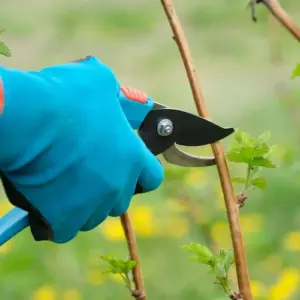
[0,56,164,243]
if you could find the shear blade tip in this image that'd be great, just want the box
[219,127,235,139]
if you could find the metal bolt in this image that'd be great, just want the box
[157,119,173,136]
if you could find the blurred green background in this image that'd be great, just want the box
[1,0,300,299]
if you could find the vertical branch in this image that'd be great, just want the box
[268,14,300,139]
[160,1,252,299]
[121,212,146,300]
[256,0,300,42]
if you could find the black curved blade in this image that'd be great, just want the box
[139,108,234,152]
[170,109,234,146]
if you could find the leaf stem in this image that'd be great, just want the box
[245,164,252,190]
[216,278,231,295]
[120,273,133,292]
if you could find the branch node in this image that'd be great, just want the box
[230,291,243,300]
[131,289,145,299]
[237,193,248,208]
[250,0,300,42]
[248,0,266,22]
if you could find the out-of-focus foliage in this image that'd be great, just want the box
[181,243,234,294]
[291,64,300,79]
[0,29,11,57]
[1,0,300,299]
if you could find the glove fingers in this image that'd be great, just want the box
[109,148,164,217]
[137,148,164,192]
[81,206,110,231]
[109,179,137,217]
[109,199,130,217]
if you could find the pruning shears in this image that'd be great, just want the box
[0,86,234,246]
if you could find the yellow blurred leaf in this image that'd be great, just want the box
[250,280,268,298]
[109,273,123,284]
[130,205,156,237]
[184,169,207,188]
[269,268,299,300]
[87,269,104,285]
[240,214,264,233]
[261,255,282,273]
[63,289,81,300]
[210,221,231,248]
[283,232,300,251]
[33,285,57,300]
[161,217,189,238]
[100,218,125,241]
[166,198,188,212]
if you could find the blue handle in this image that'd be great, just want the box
[0,87,155,246]
[0,207,29,246]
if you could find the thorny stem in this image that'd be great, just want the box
[120,213,146,300]
[160,1,252,299]
[252,0,300,42]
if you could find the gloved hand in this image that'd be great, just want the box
[0,56,164,244]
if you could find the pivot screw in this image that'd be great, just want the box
[157,119,173,136]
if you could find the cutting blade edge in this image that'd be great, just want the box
[162,144,216,167]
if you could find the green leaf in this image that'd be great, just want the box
[226,148,253,164]
[267,144,278,156]
[240,147,255,161]
[232,177,247,184]
[0,40,11,57]
[100,254,136,274]
[217,249,234,274]
[226,151,247,163]
[258,131,271,143]
[291,64,300,79]
[125,260,137,273]
[251,157,277,168]
[253,143,269,157]
[0,29,6,35]
[181,243,215,265]
[234,129,252,146]
[215,263,226,279]
[224,250,234,273]
[251,177,267,189]
[103,265,121,274]
[226,151,246,163]
[219,249,227,259]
